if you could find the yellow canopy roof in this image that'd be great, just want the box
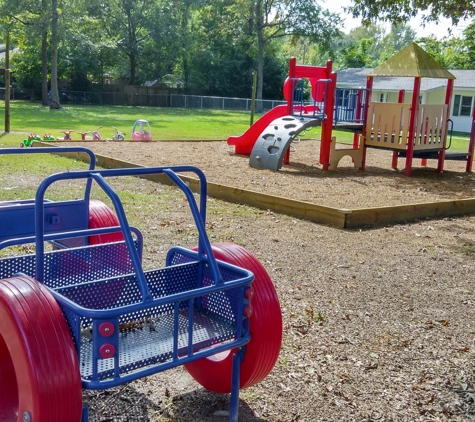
[368,42,455,79]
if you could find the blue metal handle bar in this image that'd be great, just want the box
[0,146,96,201]
[89,172,151,301]
[445,119,454,150]
[163,168,222,284]
[33,165,221,293]
[0,226,143,255]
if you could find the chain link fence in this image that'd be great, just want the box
[0,87,285,112]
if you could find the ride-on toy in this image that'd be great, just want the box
[0,147,282,422]
[20,132,42,147]
[58,129,74,140]
[132,119,152,141]
[111,126,125,141]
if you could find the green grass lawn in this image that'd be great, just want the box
[0,101,472,152]
[0,101,252,141]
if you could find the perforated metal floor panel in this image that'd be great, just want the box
[80,308,236,379]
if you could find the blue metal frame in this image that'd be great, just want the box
[1,159,253,422]
[289,77,330,121]
[333,88,370,125]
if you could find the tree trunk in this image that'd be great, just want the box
[183,56,190,92]
[180,5,190,92]
[42,30,49,106]
[255,0,264,113]
[50,0,61,109]
[129,53,136,85]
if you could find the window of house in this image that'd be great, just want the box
[379,93,386,102]
[453,95,473,117]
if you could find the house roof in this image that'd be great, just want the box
[337,68,475,93]
[368,42,455,80]
[0,44,17,61]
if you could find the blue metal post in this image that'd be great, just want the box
[229,350,243,422]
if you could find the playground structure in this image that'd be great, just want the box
[228,43,475,176]
[132,119,152,141]
[0,147,282,422]
[229,59,337,171]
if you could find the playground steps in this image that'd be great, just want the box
[249,115,322,171]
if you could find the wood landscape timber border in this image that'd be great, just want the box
[37,142,475,229]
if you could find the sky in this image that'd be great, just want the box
[324,0,465,39]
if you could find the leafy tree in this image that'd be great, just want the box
[457,19,475,68]
[90,0,162,85]
[417,36,466,68]
[183,0,288,99]
[333,23,416,69]
[417,20,475,69]
[337,23,385,68]
[381,24,417,57]
[348,0,475,26]
[223,0,342,104]
[10,46,44,92]
[137,1,180,85]
[338,37,375,68]
[0,0,53,105]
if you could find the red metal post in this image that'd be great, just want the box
[287,57,296,116]
[392,89,406,169]
[320,71,336,170]
[361,76,373,171]
[467,106,475,172]
[318,60,334,170]
[353,89,363,149]
[437,78,454,172]
[282,58,297,165]
[405,78,421,177]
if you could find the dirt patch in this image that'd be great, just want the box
[20,141,475,420]
[69,139,475,210]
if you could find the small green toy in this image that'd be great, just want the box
[21,133,42,147]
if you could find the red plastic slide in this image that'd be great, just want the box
[227,104,289,155]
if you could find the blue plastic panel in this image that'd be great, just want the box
[0,200,89,242]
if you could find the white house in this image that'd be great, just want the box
[336,67,475,133]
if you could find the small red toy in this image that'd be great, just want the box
[59,130,74,141]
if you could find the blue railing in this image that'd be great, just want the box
[289,78,330,121]
[333,88,370,125]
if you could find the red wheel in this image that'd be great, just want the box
[0,276,83,422]
[185,242,282,393]
[88,199,124,244]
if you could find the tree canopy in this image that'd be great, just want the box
[1,0,475,108]
[349,0,475,26]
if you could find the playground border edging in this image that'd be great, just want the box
[39,142,475,229]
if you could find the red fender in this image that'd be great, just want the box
[88,199,123,244]
[185,242,282,392]
[0,276,83,422]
